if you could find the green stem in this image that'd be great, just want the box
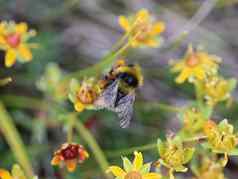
[136,102,181,113]
[106,143,157,158]
[74,115,110,178]
[0,102,34,178]
[67,115,76,143]
[0,95,48,111]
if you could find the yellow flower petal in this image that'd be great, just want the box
[130,39,140,48]
[16,22,28,34]
[18,44,32,61]
[143,173,161,179]
[0,36,6,44]
[74,102,85,112]
[171,61,185,72]
[136,9,150,22]
[119,16,130,31]
[193,67,206,80]
[5,49,17,68]
[143,39,159,48]
[65,159,77,172]
[106,166,126,177]
[133,151,143,170]
[175,68,191,84]
[0,170,12,179]
[151,22,165,35]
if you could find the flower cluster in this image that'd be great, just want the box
[0,21,37,67]
[51,143,89,172]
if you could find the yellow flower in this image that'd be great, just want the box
[202,75,236,106]
[170,45,221,84]
[0,164,36,179]
[51,143,89,172]
[0,21,37,67]
[69,78,100,112]
[157,137,195,179]
[192,157,225,179]
[107,151,161,179]
[204,119,237,166]
[119,9,165,48]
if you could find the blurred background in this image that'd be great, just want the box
[0,0,238,178]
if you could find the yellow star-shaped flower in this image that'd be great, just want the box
[107,151,161,179]
[119,9,165,48]
[0,21,37,67]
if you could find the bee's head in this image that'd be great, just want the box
[115,64,143,87]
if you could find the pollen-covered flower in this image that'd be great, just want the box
[0,164,37,179]
[0,21,37,67]
[170,45,221,84]
[107,151,161,179]
[119,9,165,48]
[69,78,100,112]
[157,137,195,178]
[204,119,237,166]
[51,143,89,172]
[192,157,225,179]
[202,76,236,106]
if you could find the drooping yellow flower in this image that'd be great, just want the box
[0,21,37,67]
[119,9,165,48]
[0,164,37,179]
[69,78,100,112]
[107,151,161,179]
[204,119,237,166]
[51,143,89,172]
[202,75,236,106]
[171,46,221,84]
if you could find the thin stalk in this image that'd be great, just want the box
[67,115,76,143]
[0,102,34,178]
[106,143,157,158]
[74,115,110,178]
[0,95,48,111]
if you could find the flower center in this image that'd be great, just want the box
[186,54,199,67]
[77,87,96,104]
[125,171,142,179]
[61,144,79,160]
[134,22,151,41]
[6,33,21,48]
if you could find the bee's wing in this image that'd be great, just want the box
[94,80,119,110]
[114,92,135,128]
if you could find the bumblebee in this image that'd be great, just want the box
[94,59,143,128]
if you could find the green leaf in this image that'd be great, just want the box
[228,78,237,91]
[183,148,195,163]
[157,139,165,156]
[140,163,151,174]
